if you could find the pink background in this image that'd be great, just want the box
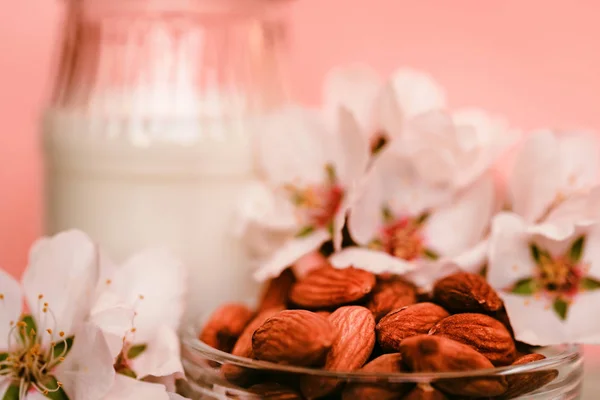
[2,0,600,277]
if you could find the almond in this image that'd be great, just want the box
[402,384,448,400]
[248,383,303,399]
[222,307,283,385]
[289,265,376,309]
[433,272,502,313]
[399,335,508,397]
[503,354,558,399]
[301,306,376,399]
[429,313,516,366]
[199,303,254,353]
[341,353,410,400]
[376,303,449,352]
[367,277,417,321]
[258,268,296,312]
[252,310,336,366]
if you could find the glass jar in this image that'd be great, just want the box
[179,329,584,399]
[43,0,293,319]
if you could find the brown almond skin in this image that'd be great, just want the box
[342,353,410,400]
[252,310,336,366]
[429,313,516,366]
[367,277,417,321]
[376,303,449,352]
[301,306,376,399]
[289,265,376,309]
[402,385,448,400]
[248,383,303,399]
[258,269,296,312]
[399,335,508,397]
[433,272,503,313]
[503,354,559,399]
[222,307,283,385]
[199,303,254,352]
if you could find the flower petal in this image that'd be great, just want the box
[0,270,22,350]
[130,325,184,380]
[508,130,561,222]
[54,322,116,400]
[423,175,495,257]
[336,107,371,188]
[487,212,537,290]
[555,131,600,195]
[403,261,461,291]
[0,380,11,400]
[375,68,446,138]
[102,249,186,344]
[22,230,99,338]
[167,393,190,400]
[565,291,600,343]
[448,238,489,274]
[256,106,336,186]
[24,391,48,400]
[451,109,519,189]
[103,374,170,400]
[545,186,600,226]
[291,251,329,279]
[329,247,416,276]
[509,130,600,223]
[331,108,370,251]
[501,293,568,346]
[347,157,387,245]
[322,64,382,134]
[89,291,136,359]
[581,223,600,280]
[387,68,446,118]
[233,182,297,263]
[254,229,330,282]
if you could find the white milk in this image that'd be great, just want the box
[43,102,262,318]
[43,3,290,318]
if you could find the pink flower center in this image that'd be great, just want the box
[288,184,344,229]
[537,254,583,297]
[377,218,424,260]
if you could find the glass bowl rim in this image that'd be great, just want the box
[181,328,583,381]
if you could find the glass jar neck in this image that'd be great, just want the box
[51,0,292,116]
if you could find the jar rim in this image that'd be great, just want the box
[181,326,582,380]
[71,0,295,17]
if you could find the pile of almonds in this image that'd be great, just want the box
[199,266,559,399]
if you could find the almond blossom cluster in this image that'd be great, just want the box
[0,231,187,400]
[237,64,600,346]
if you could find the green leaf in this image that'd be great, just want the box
[553,298,569,321]
[580,277,600,291]
[118,367,137,379]
[569,236,585,263]
[2,385,19,400]
[381,206,394,223]
[511,278,537,295]
[295,226,315,238]
[325,163,337,184]
[41,377,70,400]
[423,248,439,260]
[327,222,334,236]
[18,314,37,344]
[53,336,74,360]
[127,344,147,360]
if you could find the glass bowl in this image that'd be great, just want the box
[179,327,584,399]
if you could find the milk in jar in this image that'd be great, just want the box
[43,0,292,317]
